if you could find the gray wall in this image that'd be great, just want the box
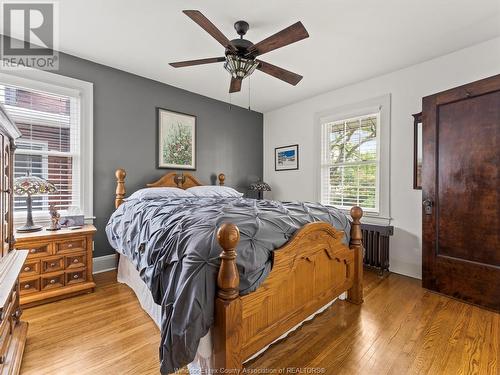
[52,52,263,257]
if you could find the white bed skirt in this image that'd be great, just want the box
[117,253,346,373]
[117,254,214,372]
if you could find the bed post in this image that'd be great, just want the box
[347,206,364,304]
[115,168,126,209]
[218,173,225,186]
[213,223,242,371]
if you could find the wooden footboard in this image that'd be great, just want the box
[214,207,364,370]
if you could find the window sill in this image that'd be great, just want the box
[13,214,95,228]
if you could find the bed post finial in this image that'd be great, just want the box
[217,223,240,300]
[218,173,225,186]
[115,168,126,209]
[214,222,242,370]
[348,206,363,304]
[350,206,363,242]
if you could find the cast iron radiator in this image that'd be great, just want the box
[361,223,394,274]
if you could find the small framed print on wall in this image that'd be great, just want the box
[275,144,299,171]
[157,107,196,170]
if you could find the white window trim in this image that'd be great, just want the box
[314,94,391,225]
[0,68,94,225]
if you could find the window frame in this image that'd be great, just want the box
[0,69,94,225]
[315,94,391,224]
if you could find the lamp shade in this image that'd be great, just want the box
[249,181,271,200]
[249,181,272,192]
[14,175,57,196]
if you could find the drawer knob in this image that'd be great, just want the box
[50,279,56,284]
[73,274,79,279]
[24,284,30,289]
[50,262,56,267]
[67,244,73,248]
[30,249,36,253]
[73,258,79,263]
[24,266,30,272]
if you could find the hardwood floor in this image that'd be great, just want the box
[20,270,499,375]
[21,271,161,375]
[248,272,499,375]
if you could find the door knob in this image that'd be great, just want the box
[423,199,433,215]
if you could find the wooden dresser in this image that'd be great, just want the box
[0,104,27,374]
[14,225,96,307]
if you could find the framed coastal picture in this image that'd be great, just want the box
[157,107,196,170]
[275,144,299,171]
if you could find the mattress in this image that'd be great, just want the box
[117,253,346,373]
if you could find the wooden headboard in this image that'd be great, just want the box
[114,169,226,208]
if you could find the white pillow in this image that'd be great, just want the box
[187,186,243,198]
[126,187,193,201]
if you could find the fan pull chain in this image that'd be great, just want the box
[228,91,232,111]
[248,76,251,111]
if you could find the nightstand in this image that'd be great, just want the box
[14,225,96,307]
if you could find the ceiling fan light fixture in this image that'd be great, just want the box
[224,55,259,79]
[171,12,309,93]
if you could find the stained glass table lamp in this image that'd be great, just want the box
[14,173,57,232]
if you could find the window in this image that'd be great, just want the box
[0,84,79,215]
[317,94,390,221]
[321,113,379,212]
[0,70,92,222]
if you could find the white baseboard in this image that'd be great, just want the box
[93,254,118,274]
[389,260,422,280]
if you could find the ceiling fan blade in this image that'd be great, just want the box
[229,77,242,93]
[246,21,309,57]
[183,10,235,51]
[256,60,303,85]
[170,57,226,68]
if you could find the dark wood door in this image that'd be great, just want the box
[422,74,500,311]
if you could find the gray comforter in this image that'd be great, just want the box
[105,196,349,373]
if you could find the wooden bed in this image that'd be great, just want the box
[113,169,364,371]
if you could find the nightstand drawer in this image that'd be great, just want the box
[20,260,40,277]
[41,256,64,274]
[65,252,86,269]
[19,277,40,295]
[41,273,65,290]
[23,242,52,258]
[55,238,86,254]
[65,269,86,285]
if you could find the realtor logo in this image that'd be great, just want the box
[0,1,59,70]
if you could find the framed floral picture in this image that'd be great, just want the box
[157,107,196,170]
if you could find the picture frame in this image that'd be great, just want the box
[413,112,422,189]
[157,107,196,170]
[275,144,299,171]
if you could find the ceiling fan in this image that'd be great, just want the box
[170,10,309,93]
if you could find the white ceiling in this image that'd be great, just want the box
[56,0,499,112]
